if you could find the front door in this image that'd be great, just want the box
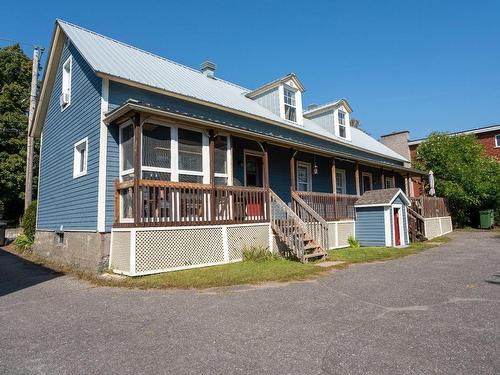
[393,208,401,246]
[245,154,263,187]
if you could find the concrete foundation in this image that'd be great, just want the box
[33,230,111,272]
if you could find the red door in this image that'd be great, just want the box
[394,208,401,246]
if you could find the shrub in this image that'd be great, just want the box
[348,235,360,248]
[242,246,280,262]
[0,200,4,219]
[13,233,33,253]
[22,200,37,241]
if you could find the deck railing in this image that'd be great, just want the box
[115,179,269,227]
[295,191,358,221]
[410,196,449,218]
[291,191,329,251]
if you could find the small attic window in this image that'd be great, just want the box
[60,56,72,109]
[283,86,297,122]
[338,110,346,138]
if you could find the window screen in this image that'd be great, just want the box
[142,123,171,169]
[178,128,202,172]
[121,125,133,172]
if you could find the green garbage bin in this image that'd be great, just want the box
[479,209,494,229]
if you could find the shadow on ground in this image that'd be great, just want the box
[0,247,63,297]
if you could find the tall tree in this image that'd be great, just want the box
[0,44,36,223]
[415,133,500,226]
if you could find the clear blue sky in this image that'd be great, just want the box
[2,0,499,139]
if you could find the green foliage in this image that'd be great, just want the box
[22,200,37,241]
[0,200,4,219]
[347,235,360,248]
[13,233,33,252]
[242,246,280,262]
[415,133,500,227]
[0,44,39,223]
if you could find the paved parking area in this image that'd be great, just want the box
[1,231,499,374]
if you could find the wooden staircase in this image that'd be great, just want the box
[408,207,427,242]
[269,190,328,262]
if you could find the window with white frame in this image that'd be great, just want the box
[61,57,72,109]
[361,172,373,193]
[335,169,346,194]
[495,134,500,147]
[297,162,312,192]
[142,123,172,181]
[214,135,230,185]
[338,110,346,138]
[73,138,88,178]
[120,124,134,180]
[284,86,297,122]
[178,128,204,183]
[385,176,395,189]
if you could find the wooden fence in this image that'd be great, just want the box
[295,191,358,221]
[410,196,449,218]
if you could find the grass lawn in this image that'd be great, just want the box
[328,235,451,264]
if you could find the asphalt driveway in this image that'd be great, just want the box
[1,231,499,374]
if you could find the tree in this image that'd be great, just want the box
[415,133,500,227]
[0,44,37,224]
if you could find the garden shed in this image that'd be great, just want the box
[354,188,410,247]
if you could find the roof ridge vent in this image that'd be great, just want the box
[200,61,216,78]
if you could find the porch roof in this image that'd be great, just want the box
[104,100,427,176]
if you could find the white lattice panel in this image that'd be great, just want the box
[227,225,270,261]
[327,222,337,249]
[424,218,441,239]
[337,222,355,247]
[440,217,452,234]
[110,231,131,272]
[135,228,224,273]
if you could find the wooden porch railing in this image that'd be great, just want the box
[295,191,358,221]
[291,191,329,251]
[115,179,269,227]
[410,196,449,218]
[407,206,426,242]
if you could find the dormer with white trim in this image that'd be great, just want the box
[303,99,353,141]
[246,74,305,126]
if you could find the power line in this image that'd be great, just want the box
[0,37,43,49]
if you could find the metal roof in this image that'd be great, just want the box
[408,124,500,145]
[57,19,408,163]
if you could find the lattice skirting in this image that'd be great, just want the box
[424,216,453,240]
[327,221,355,249]
[110,223,271,276]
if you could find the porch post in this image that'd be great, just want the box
[209,130,216,223]
[331,157,337,194]
[289,148,296,192]
[262,142,270,221]
[380,168,385,189]
[405,172,410,196]
[132,112,141,225]
[355,161,360,196]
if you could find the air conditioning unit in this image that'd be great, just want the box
[60,92,70,107]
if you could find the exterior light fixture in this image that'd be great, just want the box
[313,156,319,175]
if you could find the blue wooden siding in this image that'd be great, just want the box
[307,110,334,134]
[37,41,102,231]
[105,125,120,231]
[355,207,387,246]
[107,81,405,166]
[253,88,280,116]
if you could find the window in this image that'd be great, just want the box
[73,138,88,178]
[214,135,230,185]
[284,86,297,122]
[338,111,346,138]
[245,152,263,187]
[361,172,373,193]
[142,123,171,181]
[385,176,395,189]
[297,162,312,192]
[495,134,500,148]
[120,124,134,178]
[335,169,346,194]
[61,57,72,109]
[178,128,203,183]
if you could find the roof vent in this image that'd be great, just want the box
[307,104,318,111]
[200,61,216,78]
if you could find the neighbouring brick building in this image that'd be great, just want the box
[380,124,500,197]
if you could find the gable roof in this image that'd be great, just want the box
[31,19,408,164]
[355,188,411,206]
[303,99,353,116]
[245,73,305,98]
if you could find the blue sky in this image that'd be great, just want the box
[1,0,499,139]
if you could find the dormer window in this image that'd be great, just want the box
[61,56,72,109]
[284,87,297,122]
[338,111,346,138]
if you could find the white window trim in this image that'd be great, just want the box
[336,168,347,194]
[119,121,134,180]
[243,149,264,187]
[61,56,72,111]
[495,134,500,148]
[361,172,373,193]
[73,137,88,178]
[385,176,396,189]
[296,161,312,192]
[214,134,232,185]
[283,85,298,123]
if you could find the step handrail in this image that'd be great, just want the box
[291,191,329,251]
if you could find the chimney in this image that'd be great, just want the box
[350,118,360,128]
[200,61,216,78]
[307,103,318,111]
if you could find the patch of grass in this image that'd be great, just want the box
[328,236,450,264]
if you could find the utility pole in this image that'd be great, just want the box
[24,47,42,211]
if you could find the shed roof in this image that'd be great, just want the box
[355,188,411,207]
